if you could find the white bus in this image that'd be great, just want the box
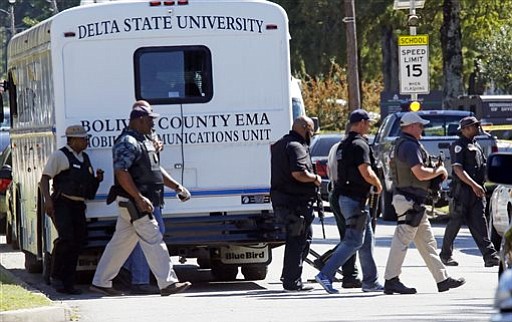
[2,0,297,282]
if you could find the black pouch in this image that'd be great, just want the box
[286,213,306,237]
[119,200,151,222]
[404,206,425,227]
[347,211,368,232]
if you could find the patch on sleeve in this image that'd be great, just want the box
[454,145,462,153]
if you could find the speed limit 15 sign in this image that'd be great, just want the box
[398,34,429,95]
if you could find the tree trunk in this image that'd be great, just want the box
[441,0,464,107]
[381,26,399,93]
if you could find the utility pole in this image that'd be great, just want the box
[48,0,59,14]
[343,0,361,111]
[9,0,16,37]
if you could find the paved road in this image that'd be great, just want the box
[0,213,500,322]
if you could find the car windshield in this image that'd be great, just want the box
[389,114,467,137]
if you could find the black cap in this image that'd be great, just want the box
[458,116,480,129]
[349,109,370,123]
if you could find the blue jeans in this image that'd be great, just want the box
[320,195,379,288]
[123,206,164,285]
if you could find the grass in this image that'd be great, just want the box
[0,268,51,312]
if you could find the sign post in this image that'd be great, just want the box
[398,35,429,95]
[394,0,428,102]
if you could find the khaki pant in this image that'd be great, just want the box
[92,198,179,289]
[384,212,448,283]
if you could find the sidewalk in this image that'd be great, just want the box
[0,237,69,322]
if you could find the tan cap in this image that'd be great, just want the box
[65,125,90,138]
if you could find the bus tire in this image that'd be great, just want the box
[211,261,238,281]
[241,264,268,281]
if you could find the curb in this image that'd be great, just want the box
[0,264,70,322]
[0,305,68,322]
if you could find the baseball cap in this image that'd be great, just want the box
[458,116,480,129]
[349,109,370,123]
[400,112,430,127]
[130,105,160,119]
[64,125,90,138]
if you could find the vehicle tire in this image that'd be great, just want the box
[211,261,238,281]
[380,188,397,221]
[0,215,5,234]
[197,255,211,269]
[24,251,42,273]
[488,208,503,252]
[11,193,21,250]
[6,218,12,244]
[241,264,268,281]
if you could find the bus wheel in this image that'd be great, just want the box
[197,255,211,269]
[241,264,268,281]
[24,251,42,273]
[211,261,238,281]
[6,219,12,244]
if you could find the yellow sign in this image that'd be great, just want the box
[398,35,429,46]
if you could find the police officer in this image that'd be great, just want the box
[440,116,499,267]
[270,115,319,292]
[41,125,104,294]
[383,112,465,294]
[315,109,383,294]
[312,139,362,289]
[90,102,191,296]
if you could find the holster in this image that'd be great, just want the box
[399,204,426,227]
[346,211,368,232]
[118,200,152,223]
[106,185,130,205]
[285,213,306,237]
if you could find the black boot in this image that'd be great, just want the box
[384,277,417,295]
[437,277,465,292]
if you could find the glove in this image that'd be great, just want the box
[176,186,191,202]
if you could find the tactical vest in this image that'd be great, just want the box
[391,135,430,192]
[114,130,164,206]
[53,147,98,200]
[452,137,486,185]
[335,132,373,199]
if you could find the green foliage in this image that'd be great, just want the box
[476,25,512,93]
[298,62,382,133]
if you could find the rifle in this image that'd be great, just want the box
[426,151,446,215]
[369,186,380,233]
[427,151,445,204]
[316,189,326,239]
[312,164,326,239]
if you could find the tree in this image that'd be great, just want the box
[440,0,463,106]
[476,25,512,93]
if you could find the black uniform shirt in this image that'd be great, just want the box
[450,135,486,184]
[270,130,316,207]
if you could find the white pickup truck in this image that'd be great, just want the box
[372,110,498,221]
